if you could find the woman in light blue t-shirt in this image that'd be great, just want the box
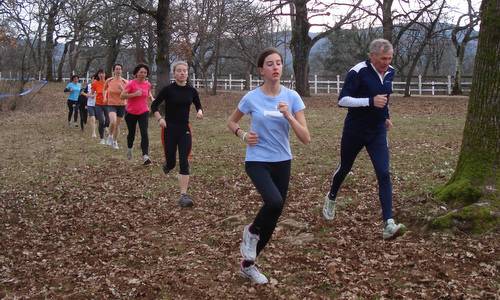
[227,48,311,285]
[64,75,81,127]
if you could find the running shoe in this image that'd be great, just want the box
[106,136,113,146]
[143,154,151,165]
[112,140,119,150]
[383,218,406,240]
[240,263,268,285]
[240,224,259,261]
[127,148,133,160]
[99,139,106,145]
[178,194,194,207]
[322,194,336,221]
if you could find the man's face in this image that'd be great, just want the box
[370,50,393,74]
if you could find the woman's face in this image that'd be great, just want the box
[72,77,79,83]
[113,65,122,76]
[135,67,148,80]
[98,72,105,80]
[174,64,188,83]
[260,53,282,82]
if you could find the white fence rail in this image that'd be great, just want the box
[0,71,471,96]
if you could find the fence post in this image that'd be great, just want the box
[327,81,330,94]
[229,74,232,90]
[0,72,2,80]
[432,81,435,95]
[314,74,318,94]
[9,71,12,79]
[241,81,243,90]
[418,74,422,95]
[249,74,253,90]
[211,73,214,88]
[336,75,340,94]
[447,75,451,95]
[39,71,41,80]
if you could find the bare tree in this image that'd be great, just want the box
[265,0,362,97]
[126,0,173,90]
[401,0,446,97]
[451,0,479,95]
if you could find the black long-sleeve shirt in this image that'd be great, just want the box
[151,82,202,124]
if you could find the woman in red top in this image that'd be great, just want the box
[120,63,154,165]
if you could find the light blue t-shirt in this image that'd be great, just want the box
[65,82,81,101]
[238,85,305,162]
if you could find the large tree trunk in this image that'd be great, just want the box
[433,0,499,233]
[290,1,311,97]
[155,0,171,91]
[105,38,121,75]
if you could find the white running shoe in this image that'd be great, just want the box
[106,136,113,146]
[322,194,336,221]
[112,140,119,150]
[240,225,259,261]
[99,139,106,145]
[323,194,335,221]
[383,218,405,240]
[240,263,268,285]
[127,148,133,160]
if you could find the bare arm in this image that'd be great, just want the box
[277,102,310,144]
[227,108,258,146]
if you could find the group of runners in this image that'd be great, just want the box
[64,61,203,207]
[65,38,405,285]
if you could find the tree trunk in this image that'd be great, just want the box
[105,38,121,75]
[433,0,499,233]
[45,3,58,81]
[290,1,311,97]
[382,0,394,43]
[211,0,225,96]
[155,0,171,91]
[57,42,69,82]
[451,46,466,95]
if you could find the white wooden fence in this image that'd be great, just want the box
[0,71,472,96]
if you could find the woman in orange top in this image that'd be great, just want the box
[104,63,128,150]
[91,69,108,144]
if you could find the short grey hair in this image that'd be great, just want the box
[369,39,393,55]
[171,61,188,72]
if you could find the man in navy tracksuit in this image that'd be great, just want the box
[322,38,405,240]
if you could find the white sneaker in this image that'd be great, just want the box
[99,139,106,145]
[106,136,113,146]
[127,148,133,160]
[240,225,259,261]
[383,218,405,240]
[112,140,119,150]
[322,194,336,220]
[240,264,268,285]
[143,154,151,165]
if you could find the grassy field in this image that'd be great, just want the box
[0,83,498,299]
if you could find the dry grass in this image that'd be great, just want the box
[0,83,498,299]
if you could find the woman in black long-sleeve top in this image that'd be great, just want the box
[151,61,203,208]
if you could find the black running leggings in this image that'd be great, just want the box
[125,112,149,155]
[245,160,291,256]
[67,100,78,123]
[162,123,192,175]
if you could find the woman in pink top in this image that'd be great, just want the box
[120,63,154,165]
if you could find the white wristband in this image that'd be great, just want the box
[242,132,248,142]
